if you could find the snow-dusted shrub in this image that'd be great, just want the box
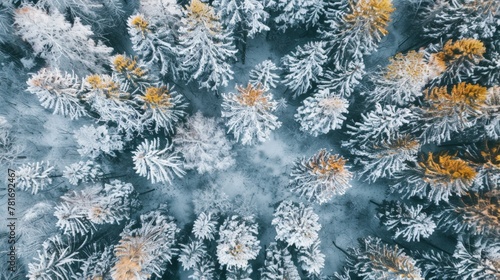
[193,185,232,215]
[418,82,489,144]
[83,74,143,137]
[111,210,179,280]
[173,112,235,174]
[75,246,114,280]
[298,239,325,277]
[17,161,54,194]
[127,14,181,79]
[63,160,103,185]
[347,236,423,280]
[440,191,500,237]
[217,215,261,269]
[74,124,124,159]
[377,201,436,242]
[192,212,218,241]
[213,0,269,39]
[137,84,187,133]
[190,257,216,280]
[282,41,327,98]
[368,51,431,106]
[13,5,112,74]
[260,242,300,280]
[26,68,86,120]
[271,201,321,248]
[321,0,395,66]
[295,88,349,136]
[249,60,280,89]
[392,152,477,204]
[353,135,420,183]
[290,149,353,204]
[178,0,237,90]
[132,138,185,184]
[273,0,326,31]
[221,83,281,145]
[318,60,365,98]
[54,180,137,236]
[344,103,416,149]
[227,265,253,280]
[27,235,81,280]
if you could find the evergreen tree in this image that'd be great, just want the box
[282,41,328,98]
[27,68,87,120]
[132,138,185,184]
[13,5,112,74]
[111,210,179,280]
[74,124,124,159]
[178,0,237,90]
[249,60,280,89]
[290,149,353,204]
[62,160,103,186]
[272,0,326,31]
[295,88,349,136]
[221,83,281,145]
[260,242,300,280]
[298,239,325,277]
[17,161,54,195]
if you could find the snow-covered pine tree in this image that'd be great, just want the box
[282,41,327,98]
[392,152,477,204]
[75,245,114,280]
[178,0,237,90]
[0,4,13,44]
[260,242,300,280]
[321,0,395,67]
[110,55,150,90]
[13,5,112,74]
[290,149,352,204]
[377,201,436,242]
[83,74,143,137]
[249,60,280,89]
[417,82,489,144]
[173,112,235,173]
[54,180,137,236]
[271,201,321,248]
[179,240,208,270]
[139,0,182,24]
[344,103,416,149]
[355,136,420,183]
[464,141,500,190]
[137,84,187,133]
[221,83,281,145]
[192,212,218,241]
[34,0,124,31]
[272,0,326,31]
[452,235,500,279]
[27,235,81,280]
[318,60,365,98]
[26,68,87,120]
[368,51,431,106]
[440,191,500,237]
[347,236,423,280]
[132,138,185,184]
[74,124,124,159]
[17,161,54,194]
[111,210,179,280]
[127,13,182,79]
[428,38,486,84]
[474,49,500,87]
[298,239,325,277]
[213,0,269,62]
[216,215,261,269]
[63,160,103,185]
[295,88,349,136]
[415,250,458,280]
[422,0,500,42]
